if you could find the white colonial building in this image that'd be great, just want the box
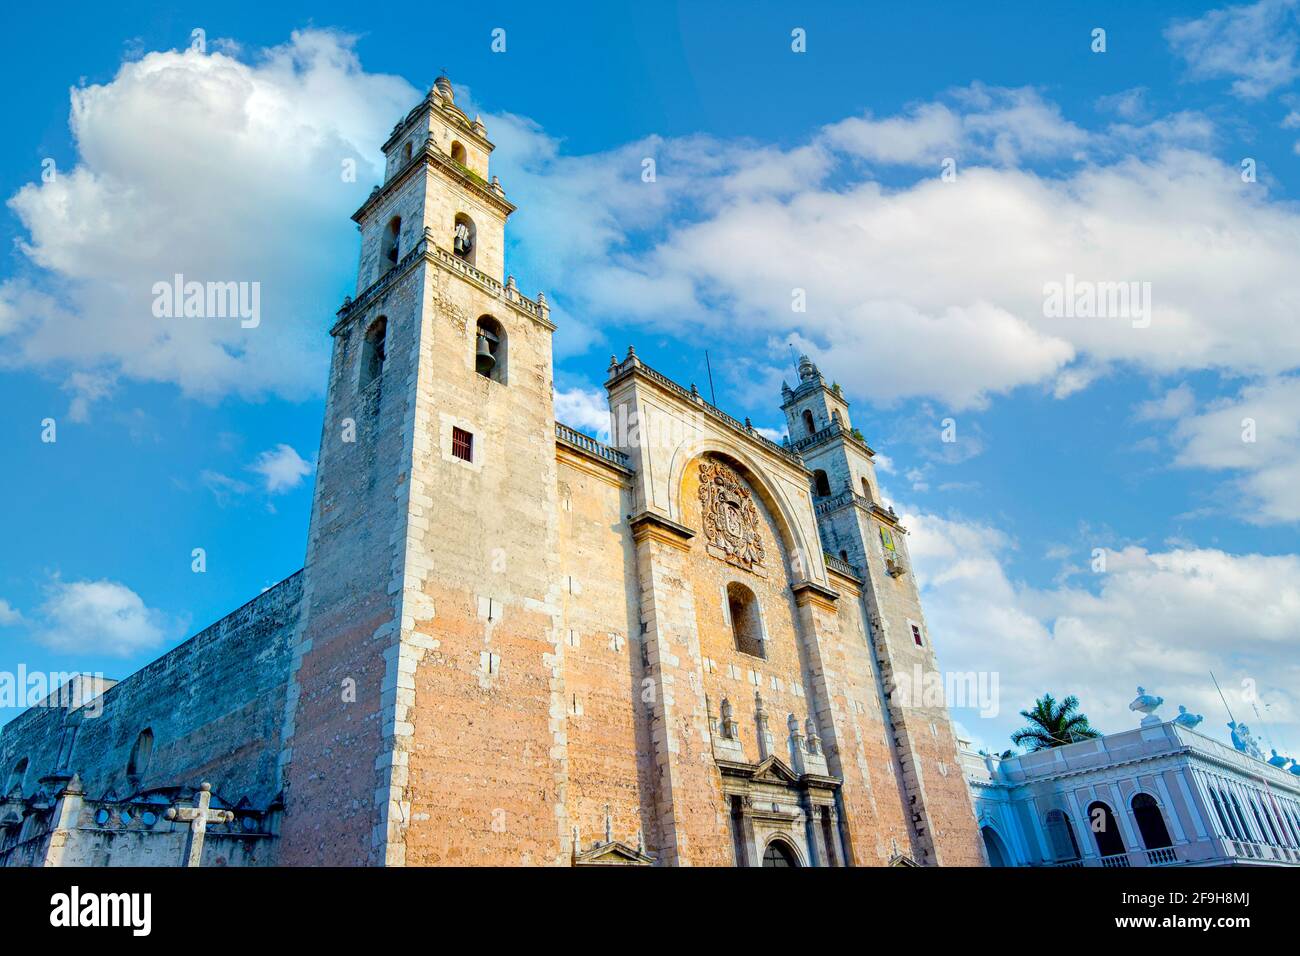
[964,715,1300,868]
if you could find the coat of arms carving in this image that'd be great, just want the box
[698,460,766,570]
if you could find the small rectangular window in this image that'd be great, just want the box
[911,624,923,647]
[452,426,473,462]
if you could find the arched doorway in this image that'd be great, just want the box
[1088,801,1127,857]
[981,825,1010,867]
[1131,793,1173,850]
[762,839,800,867]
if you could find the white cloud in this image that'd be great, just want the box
[249,443,314,494]
[823,85,1088,167]
[34,579,174,657]
[2,30,418,401]
[554,385,612,441]
[474,84,1296,411]
[6,36,1300,425]
[61,370,116,422]
[1167,376,1300,523]
[1167,0,1300,99]
[1134,383,1195,421]
[906,511,1300,752]
[1095,87,1150,121]
[0,600,22,626]
[200,469,251,506]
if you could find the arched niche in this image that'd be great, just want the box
[667,442,814,585]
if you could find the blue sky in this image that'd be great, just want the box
[2,0,1299,757]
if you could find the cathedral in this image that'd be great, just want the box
[0,77,983,867]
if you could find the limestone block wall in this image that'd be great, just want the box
[277,261,425,865]
[356,162,431,293]
[398,264,566,866]
[420,172,507,282]
[800,574,919,864]
[0,572,302,810]
[554,451,656,857]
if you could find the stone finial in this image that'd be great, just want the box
[604,805,613,843]
[805,717,821,755]
[433,75,454,102]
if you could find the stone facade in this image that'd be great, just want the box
[0,76,982,867]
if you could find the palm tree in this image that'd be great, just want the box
[1011,694,1101,751]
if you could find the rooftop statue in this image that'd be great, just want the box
[1129,686,1164,726]
[1172,705,1203,729]
[1228,721,1265,761]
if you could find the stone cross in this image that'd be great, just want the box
[166,782,232,867]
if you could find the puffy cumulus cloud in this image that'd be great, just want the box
[1167,376,1300,523]
[905,511,1300,752]
[461,97,834,359]
[2,30,418,400]
[249,443,314,493]
[33,579,177,657]
[592,148,1300,408]
[823,85,1089,167]
[10,40,1300,419]
[467,83,1297,410]
[554,385,612,441]
[1167,0,1300,99]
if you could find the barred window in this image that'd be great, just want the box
[452,427,473,462]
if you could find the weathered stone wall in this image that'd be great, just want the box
[0,572,301,811]
[554,450,656,857]
[396,259,565,866]
[277,257,424,865]
[830,503,986,866]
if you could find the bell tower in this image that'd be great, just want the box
[278,76,566,866]
[784,355,982,866]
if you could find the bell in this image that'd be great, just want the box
[476,334,496,375]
